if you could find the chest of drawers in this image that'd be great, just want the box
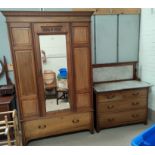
[94,85,149,132]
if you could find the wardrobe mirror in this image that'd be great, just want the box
[39,35,70,112]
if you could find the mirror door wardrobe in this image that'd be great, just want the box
[3,11,94,145]
[33,23,74,114]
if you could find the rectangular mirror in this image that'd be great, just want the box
[39,35,70,112]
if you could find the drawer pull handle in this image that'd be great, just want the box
[72,119,79,124]
[132,102,139,106]
[38,125,46,129]
[132,92,139,96]
[107,118,114,122]
[107,95,115,99]
[107,105,114,109]
[131,114,139,118]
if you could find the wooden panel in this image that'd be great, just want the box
[15,50,37,96]
[95,15,117,64]
[98,109,146,128]
[97,98,147,113]
[74,47,90,92]
[23,112,91,141]
[76,93,91,108]
[97,88,147,103]
[73,26,89,44]
[15,50,39,118]
[22,98,38,117]
[11,27,32,47]
[118,15,140,62]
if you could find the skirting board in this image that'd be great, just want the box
[148,108,155,121]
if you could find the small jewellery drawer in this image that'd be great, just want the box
[98,109,146,128]
[24,112,91,140]
[97,98,147,113]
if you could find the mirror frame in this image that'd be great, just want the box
[33,23,75,116]
[0,60,4,77]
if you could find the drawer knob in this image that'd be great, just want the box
[72,119,79,124]
[107,118,114,122]
[132,102,139,106]
[107,95,115,99]
[107,105,114,109]
[131,114,139,118]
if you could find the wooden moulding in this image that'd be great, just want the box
[72,8,141,15]
[2,11,94,23]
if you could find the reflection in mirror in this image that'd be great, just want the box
[39,35,70,112]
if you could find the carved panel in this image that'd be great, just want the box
[41,26,62,33]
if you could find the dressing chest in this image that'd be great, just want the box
[93,62,150,132]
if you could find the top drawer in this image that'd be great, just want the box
[97,88,148,102]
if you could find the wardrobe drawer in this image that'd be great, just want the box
[98,109,146,128]
[23,112,91,140]
[97,98,147,113]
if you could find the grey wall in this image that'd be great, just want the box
[95,15,117,64]
[93,14,140,64]
[118,15,140,62]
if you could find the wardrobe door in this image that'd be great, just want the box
[9,23,39,119]
[72,23,92,109]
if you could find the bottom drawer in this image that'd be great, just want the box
[23,112,92,143]
[98,109,147,129]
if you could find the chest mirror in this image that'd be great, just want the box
[39,35,70,112]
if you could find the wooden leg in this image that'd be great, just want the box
[144,120,148,125]
[90,128,94,134]
[96,126,100,133]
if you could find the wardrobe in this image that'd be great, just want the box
[3,11,94,144]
